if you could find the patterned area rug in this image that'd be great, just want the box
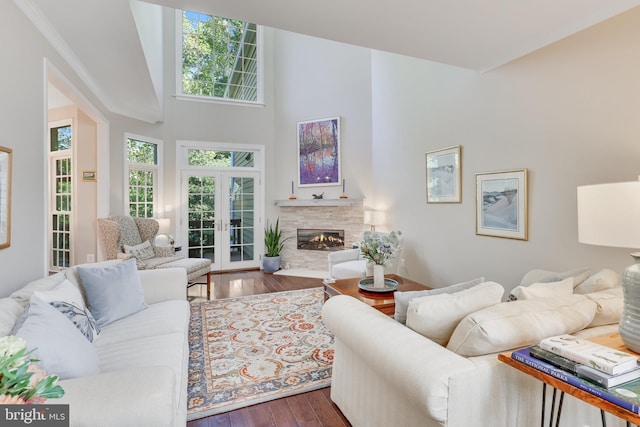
[187,287,334,420]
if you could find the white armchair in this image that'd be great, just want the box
[328,231,402,280]
[328,249,368,279]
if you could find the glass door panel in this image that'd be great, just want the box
[228,175,256,266]
[187,175,216,264]
[182,170,260,271]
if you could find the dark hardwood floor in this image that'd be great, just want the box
[186,270,351,427]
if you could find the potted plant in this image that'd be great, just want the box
[263,218,291,273]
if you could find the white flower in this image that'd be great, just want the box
[0,336,26,362]
[359,231,402,266]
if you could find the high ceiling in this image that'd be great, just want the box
[14,0,640,123]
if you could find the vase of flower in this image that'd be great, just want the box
[359,230,402,288]
[373,264,385,288]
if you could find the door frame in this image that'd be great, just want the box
[175,141,265,271]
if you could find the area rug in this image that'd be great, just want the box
[186,287,334,420]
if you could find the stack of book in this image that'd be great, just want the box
[511,334,640,414]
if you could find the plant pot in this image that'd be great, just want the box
[262,255,281,273]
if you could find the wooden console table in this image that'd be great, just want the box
[499,333,640,427]
[323,274,430,315]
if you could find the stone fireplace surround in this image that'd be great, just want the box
[276,199,364,272]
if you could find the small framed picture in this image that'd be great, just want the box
[426,145,461,203]
[476,169,528,240]
[82,170,97,181]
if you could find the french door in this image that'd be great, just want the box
[181,170,260,271]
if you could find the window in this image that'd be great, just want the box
[126,136,162,218]
[188,149,254,167]
[49,123,72,271]
[178,10,262,104]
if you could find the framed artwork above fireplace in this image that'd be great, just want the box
[297,117,341,187]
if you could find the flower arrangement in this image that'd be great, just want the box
[0,336,64,404]
[359,230,403,266]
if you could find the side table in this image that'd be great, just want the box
[323,274,430,315]
[499,333,640,427]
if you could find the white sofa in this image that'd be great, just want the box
[322,269,628,427]
[0,260,189,426]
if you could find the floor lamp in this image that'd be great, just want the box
[577,181,640,352]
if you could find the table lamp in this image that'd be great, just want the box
[364,210,386,231]
[154,218,171,246]
[577,181,640,352]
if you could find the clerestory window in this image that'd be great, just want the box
[177,10,262,104]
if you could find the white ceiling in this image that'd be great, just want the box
[14,0,640,123]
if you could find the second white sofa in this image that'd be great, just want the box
[0,260,189,426]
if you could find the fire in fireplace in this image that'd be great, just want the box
[297,229,345,251]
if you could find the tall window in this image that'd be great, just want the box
[127,136,161,218]
[177,10,262,103]
[49,123,72,271]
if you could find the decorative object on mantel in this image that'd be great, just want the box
[263,218,292,273]
[577,180,640,352]
[289,180,296,200]
[476,169,528,240]
[297,116,341,187]
[359,231,402,288]
[364,210,386,231]
[340,179,348,199]
[312,192,324,199]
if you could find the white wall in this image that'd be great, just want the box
[0,2,109,294]
[371,9,640,290]
[271,31,373,212]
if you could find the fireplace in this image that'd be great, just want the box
[297,229,345,251]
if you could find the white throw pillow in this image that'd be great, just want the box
[584,287,623,327]
[33,279,100,342]
[446,294,597,357]
[16,296,99,380]
[574,269,620,294]
[510,277,574,301]
[520,267,591,287]
[123,240,155,261]
[77,258,148,327]
[0,298,24,337]
[406,281,504,346]
[394,277,485,324]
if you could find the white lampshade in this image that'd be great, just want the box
[156,218,171,236]
[364,211,386,227]
[578,181,640,352]
[577,181,640,250]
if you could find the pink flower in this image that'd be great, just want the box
[0,394,29,404]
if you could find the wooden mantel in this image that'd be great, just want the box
[274,198,364,207]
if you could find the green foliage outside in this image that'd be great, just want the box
[182,11,257,100]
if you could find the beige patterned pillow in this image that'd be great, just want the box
[123,240,155,261]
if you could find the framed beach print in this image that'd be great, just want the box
[297,116,341,187]
[0,146,12,249]
[476,169,528,240]
[426,145,461,203]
